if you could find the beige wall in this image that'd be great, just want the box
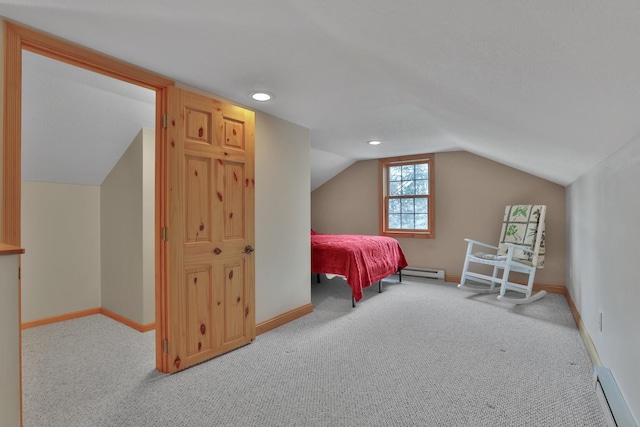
[21,181,102,321]
[101,128,155,325]
[255,111,311,322]
[311,151,566,286]
[567,133,640,420]
[21,130,156,326]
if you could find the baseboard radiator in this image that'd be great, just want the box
[395,267,445,280]
[594,366,637,427]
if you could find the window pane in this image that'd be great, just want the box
[389,181,402,196]
[389,214,401,229]
[388,199,401,213]
[415,163,429,179]
[401,198,414,213]
[381,155,434,236]
[389,166,402,181]
[401,180,415,195]
[401,214,414,229]
[401,165,414,181]
[415,179,428,195]
[414,214,428,229]
[415,198,428,213]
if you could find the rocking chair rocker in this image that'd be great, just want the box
[458,205,547,304]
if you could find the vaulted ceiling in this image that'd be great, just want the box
[4,1,640,190]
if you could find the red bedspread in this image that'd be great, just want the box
[311,234,408,302]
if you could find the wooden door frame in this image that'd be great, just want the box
[1,20,175,401]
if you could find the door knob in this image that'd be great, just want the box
[243,245,255,254]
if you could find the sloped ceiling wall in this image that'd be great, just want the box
[22,51,156,185]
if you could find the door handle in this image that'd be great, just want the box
[243,245,255,254]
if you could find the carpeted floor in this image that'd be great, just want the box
[22,277,608,426]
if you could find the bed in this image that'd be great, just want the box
[311,232,408,306]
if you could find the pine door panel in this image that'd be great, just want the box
[223,117,245,150]
[185,266,214,356]
[186,107,212,145]
[224,162,245,239]
[185,156,212,243]
[223,260,245,343]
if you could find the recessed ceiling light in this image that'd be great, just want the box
[368,140,381,145]
[251,92,272,102]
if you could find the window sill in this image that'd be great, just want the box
[381,231,434,239]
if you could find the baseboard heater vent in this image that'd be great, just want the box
[396,267,445,281]
[594,366,637,427]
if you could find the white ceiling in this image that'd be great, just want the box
[5,1,640,189]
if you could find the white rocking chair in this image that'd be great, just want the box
[458,205,547,304]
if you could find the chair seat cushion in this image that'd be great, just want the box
[469,252,535,267]
[473,252,507,261]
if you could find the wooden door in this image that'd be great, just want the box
[159,87,255,373]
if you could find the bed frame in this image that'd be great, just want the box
[315,269,403,307]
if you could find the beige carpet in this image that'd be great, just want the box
[22,277,607,426]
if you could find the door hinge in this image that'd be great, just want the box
[163,339,168,354]
[162,226,168,242]
[18,266,21,280]
[162,114,168,129]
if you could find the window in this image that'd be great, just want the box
[379,154,435,238]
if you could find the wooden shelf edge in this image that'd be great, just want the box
[0,243,24,255]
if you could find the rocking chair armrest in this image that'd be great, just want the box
[504,242,534,254]
[464,238,499,251]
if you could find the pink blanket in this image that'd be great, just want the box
[311,234,408,302]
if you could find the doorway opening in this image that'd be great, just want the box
[2,20,174,422]
[20,50,157,331]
